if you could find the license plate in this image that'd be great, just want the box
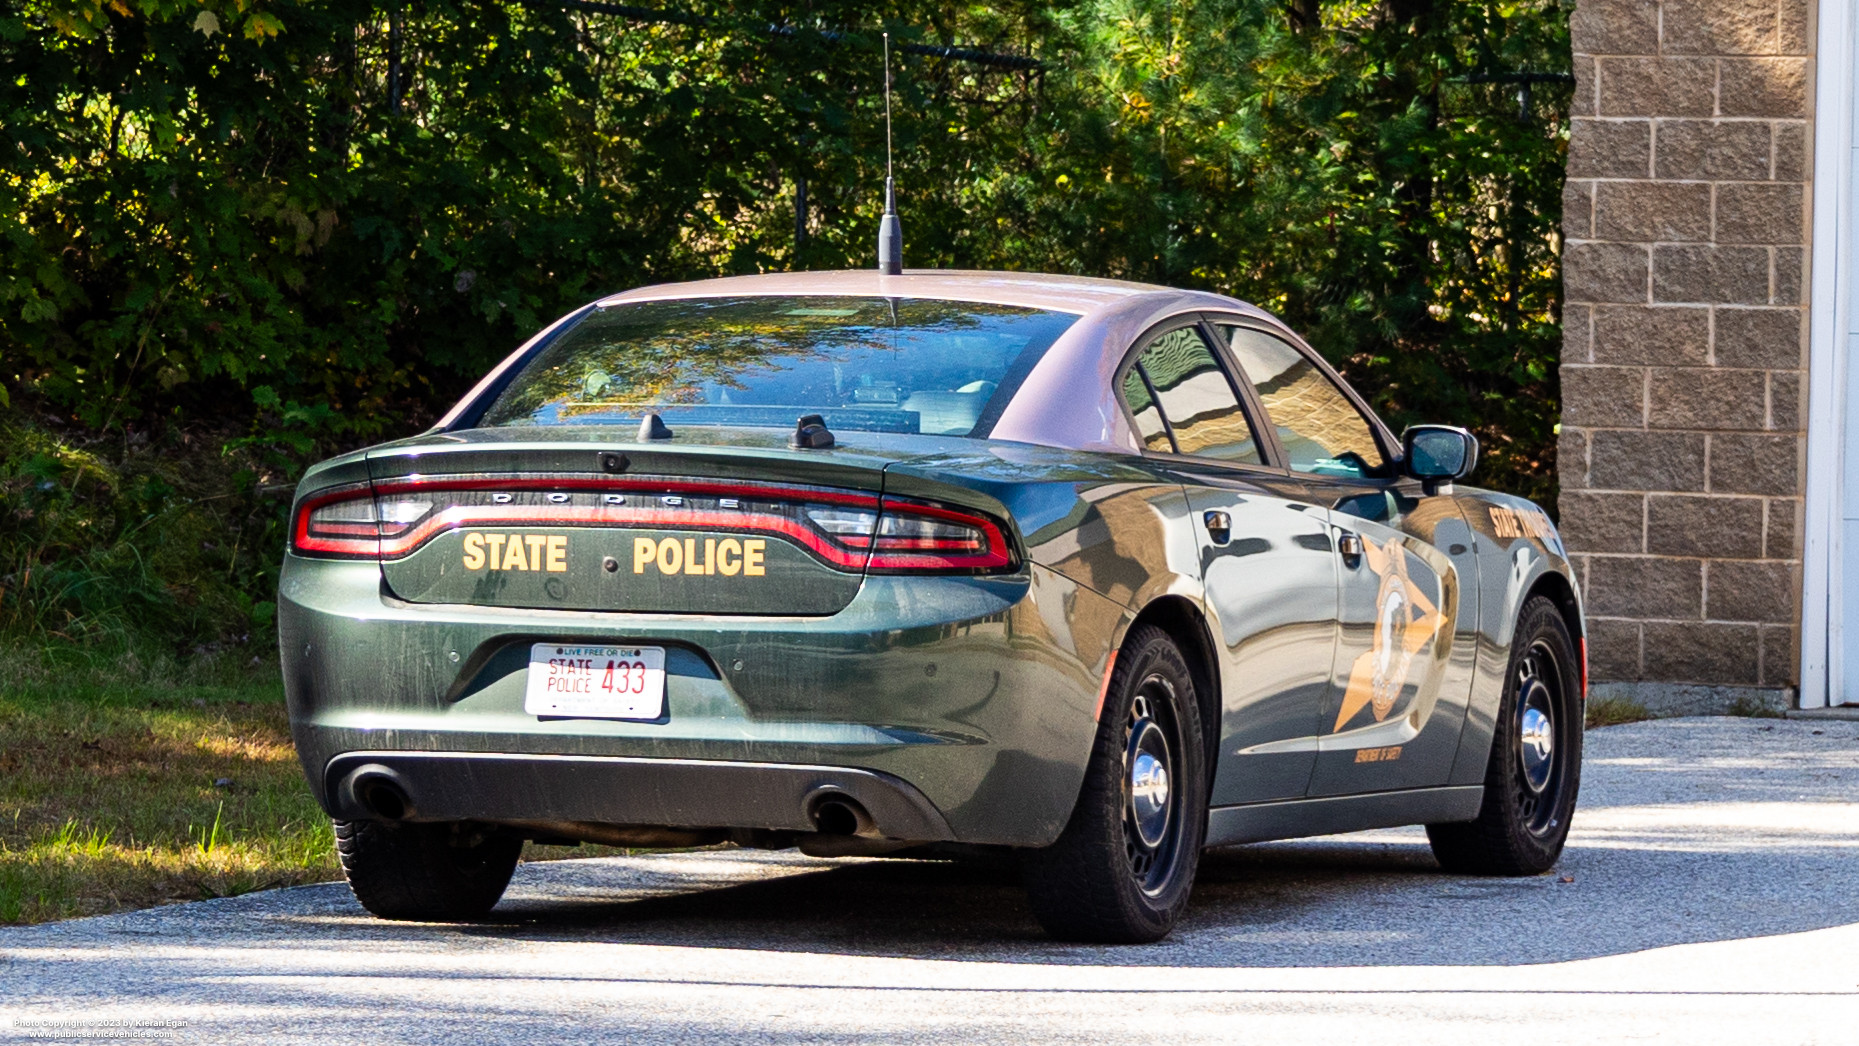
[524,644,666,720]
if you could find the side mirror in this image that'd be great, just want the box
[1402,425,1478,493]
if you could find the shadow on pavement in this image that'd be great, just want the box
[331,718,1859,967]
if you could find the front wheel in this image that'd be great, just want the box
[1427,596,1582,875]
[1020,625,1208,943]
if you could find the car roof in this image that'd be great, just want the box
[440,269,1344,455]
[596,269,1256,319]
[590,270,1312,455]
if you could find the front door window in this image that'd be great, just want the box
[1220,325,1386,478]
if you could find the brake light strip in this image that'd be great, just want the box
[294,477,1012,571]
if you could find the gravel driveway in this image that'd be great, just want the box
[4,717,1859,1044]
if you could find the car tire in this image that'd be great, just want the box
[1426,595,1582,875]
[334,819,523,921]
[1020,624,1208,943]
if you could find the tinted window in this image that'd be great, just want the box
[1121,366,1173,452]
[1221,326,1387,478]
[1122,327,1264,464]
[482,297,1079,437]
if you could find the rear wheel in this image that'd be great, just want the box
[335,819,522,921]
[1427,596,1582,875]
[1021,625,1208,943]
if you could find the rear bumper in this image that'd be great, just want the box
[279,554,1129,847]
[325,751,955,840]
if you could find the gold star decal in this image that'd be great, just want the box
[1332,535,1445,733]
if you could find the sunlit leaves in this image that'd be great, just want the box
[30,0,283,41]
[1023,0,1570,502]
[2,0,1570,505]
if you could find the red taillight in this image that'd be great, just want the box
[867,497,1015,573]
[290,483,433,559]
[289,476,1016,574]
[802,498,1015,572]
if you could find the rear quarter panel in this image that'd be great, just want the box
[881,441,1204,624]
[884,441,1211,778]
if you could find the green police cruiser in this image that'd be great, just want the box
[280,269,1585,943]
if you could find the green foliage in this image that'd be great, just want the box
[1585,694,1652,729]
[0,414,287,655]
[1724,694,1786,718]
[2,0,1570,655]
[935,0,1571,498]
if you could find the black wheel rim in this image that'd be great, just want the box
[1123,675,1183,896]
[1513,640,1567,836]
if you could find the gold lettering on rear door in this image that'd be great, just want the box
[1489,506,1555,540]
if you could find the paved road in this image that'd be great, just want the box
[4,717,1859,1044]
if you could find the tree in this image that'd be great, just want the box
[3,0,1568,484]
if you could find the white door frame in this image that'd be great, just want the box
[1803,0,1859,708]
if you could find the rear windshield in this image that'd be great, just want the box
[479,296,1080,437]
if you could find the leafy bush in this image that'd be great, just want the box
[0,411,291,660]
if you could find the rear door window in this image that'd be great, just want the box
[1120,326,1265,465]
[1122,366,1174,453]
[1219,325,1388,479]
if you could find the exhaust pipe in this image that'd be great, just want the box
[343,765,416,822]
[809,793,878,837]
[796,789,916,855]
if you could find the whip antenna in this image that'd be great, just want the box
[877,32,904,275]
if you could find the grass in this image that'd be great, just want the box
[1725,694,1786,718]
[1584,695,1653,729]
[0,647,339,924]
[0,645,617,926]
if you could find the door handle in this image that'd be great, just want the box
[1337,531,1364,567]
[1203,510,1232,546]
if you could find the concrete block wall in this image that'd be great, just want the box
[1560,0,1811,699]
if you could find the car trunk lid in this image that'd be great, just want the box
[358,429,1016,615]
